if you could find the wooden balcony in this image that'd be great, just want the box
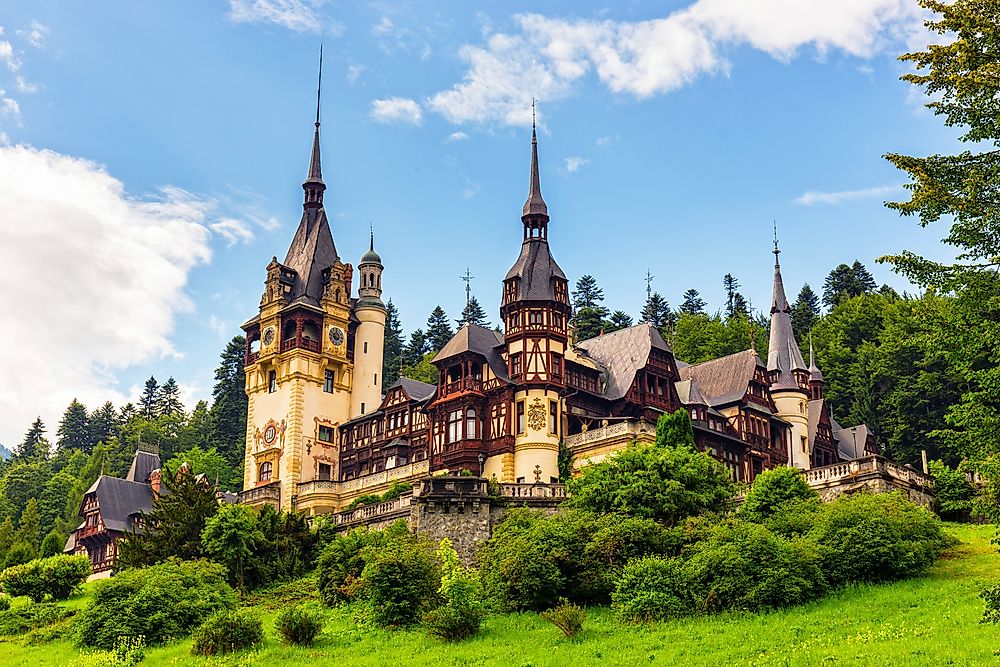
[246,351,260,365]
[77,523,105,540]
[281,337,321,353]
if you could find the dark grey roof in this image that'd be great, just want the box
[808,399,825,444]
[678,349,765,407]
[283,207,339,306]
[808,339,824,381]
[832,420,873,461]
[576,323,669,399]
[392,377,437,402]
[84,476,154,533]
[675,378,708,406]
[503,240,566,301]
[126,450,160,484]
[767,252,808,386]
[433,324,509,381]
[522,127,548,218]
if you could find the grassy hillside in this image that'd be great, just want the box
[2,524,999,667]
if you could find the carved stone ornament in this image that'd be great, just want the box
[527,397,546,432]
[262,326,276,347]
[260,418,286,449]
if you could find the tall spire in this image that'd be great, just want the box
[522,99,548,220]
[303,44,326,208]
[767,229,808,389]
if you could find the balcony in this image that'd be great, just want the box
[564,419,656,449]
[443,377,483,395]
[246,351,260,365]
[77,523,106,540]
[239,482,281,506]
[281,337,321,353]
[334,494,413,529]
[802,455,935,508]
[499,482,567,501]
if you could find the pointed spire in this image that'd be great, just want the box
[522,99,548,219]
[303,44,326,208]
[767,228,808,387]
[809,333,823,380]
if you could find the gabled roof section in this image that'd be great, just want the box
[575,323,669,400]
[84,476,154,533]
[433,324,510,381]
[675,378,708,406]
[126,449,160,484]
[832,419,874,461]
[393,377,437,402]
[504,240,566,301]
[283,208,339,306]
[677,349,764,407]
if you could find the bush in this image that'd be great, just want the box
[612,556,692,623]
[807,492,952,588]
[683,520,825,613]
[585,516,682,594]
[74,558,236,649]
[739,467,818,523]
[761,497,825,539]
[275,604,324,646]
[0,601,73,636]
[982,583,1000,624]
[66,636,146,667]
[928,460,975,520]
[0,554,90,602]
[191,609,263,656]
[345,481,411,511]
[541,599,586,637]
[356,534,439,628]
[316,522,410,605]
[424,539,486,641]
[3,542,36,569]
[0,596,9,612]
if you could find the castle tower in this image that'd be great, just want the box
[499,111,571,484]
[808,336,825,401]
[350,232,386,417]
[240,50,357,510]
[766,238,812,469]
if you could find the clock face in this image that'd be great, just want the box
[262,326,275,347]
[328,326,344,346]
[264,425,277,445]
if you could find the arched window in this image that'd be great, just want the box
[258,461,272,482]
[465,408,476,439]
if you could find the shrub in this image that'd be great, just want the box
[0,596,9,612]
[0,554,90,602]
[0,601,73,636]
[275,604,324,646]
[761,497,825,539]
[74,558,236,649]
[928,460,975,520]
[541,599,586,637]
[3,542,36,570]
[739,466,818,523]
[355,533,439,628]
[424,539,486,641]
[66,636,146,667]
[191,609,263,656]
[982,583,1000,624]
[612,556,692,623]
[316,522,410,606]
[806,492,952,588]
[683,520,825,613]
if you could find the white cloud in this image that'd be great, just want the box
[446,131,468,142]
[0,130,8,145]
[208,315,229,341]
[428,1,923,125]
[346,64,365,84]
[369,97,423,125]
[16,21,49,49]
[0,39,20,72]
[228,0,329,33]
[596,133,619,147]
[371,15,432,59]
[795,184,900,206]
[462,182,481,199]
[0,145,247,445]
[210,217,255,246]
[1,95,20,122]
[15,76,36,94]
[563,156,590,173]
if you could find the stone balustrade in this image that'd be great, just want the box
[803,455,933,489]
[334,494,413,527]
[499,482,567,500]
[238,482,280,506]
[564,419,655,448]
[295,459,430,500]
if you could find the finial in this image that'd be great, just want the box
[316,43,323,128]
[369,221,374,251]
[531,97,536,134]
[645,269,654,303]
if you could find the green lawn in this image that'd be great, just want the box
[3,523,999,666]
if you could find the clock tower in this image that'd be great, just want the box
[240,54,381,511]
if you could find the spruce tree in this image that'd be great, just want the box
[680,288,707,315]
[572,274,605,310]
[88,401,120,449]
[723,274,740,317]
[382,300,405,388]
[425,306,454,353]
[157,377,184,416]
[457,296,490,328]
[14,498,40,550]
[119,402,138,426]
[852,260,877,293]
[18,418,46,461]
[210,336,248,466]
[571,275,610,341]
[791,284,821,337]
[402,329,428,368]
[139,376,159,419]
[607,310,634,332]
[56,399,91,453]
[641,292,672,329]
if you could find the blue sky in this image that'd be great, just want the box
[0,1,963,447]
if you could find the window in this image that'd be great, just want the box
[258,461,272,482]
[799,401,805,414]
[529,310,544,326]
[553,312,564,329]
[318,425,333,443]
[550,353,563,378]
[516,401,525,434]
[447,409,462,443]
[268,370,277,393]
[800,435,807,453]
[511,353,523,377]
[318,462,332,481]
[374,373,378,385]
[465,408,477,439]
[361,402,366,415]
[549,401,558,435]
[324,370,335,393]
[364,341,368,353]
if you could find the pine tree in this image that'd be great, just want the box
[723,274,740,317]
[680,288,707,315]
[56,399,91,453]
[119,402,138,426]
[210,336,248,467]
[607,310,634,332]
[14,498,40,550]
[180,401,214,453]
[457,296,490,328]
[157,377,184,416]
[852,260,877,293]
[573,308,607,342]
[791,284,821,337]
[641,292,672,329]
[382,300,405,388]
[823,261,876,309]
[731,293,749,318]
[17,418,46,460]
[88,401,120,449]
[425,306,454,353]
[139,376,159,419]
[571,275,605,310]
[402,329,428,368]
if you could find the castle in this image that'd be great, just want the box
[237,90,884,518]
